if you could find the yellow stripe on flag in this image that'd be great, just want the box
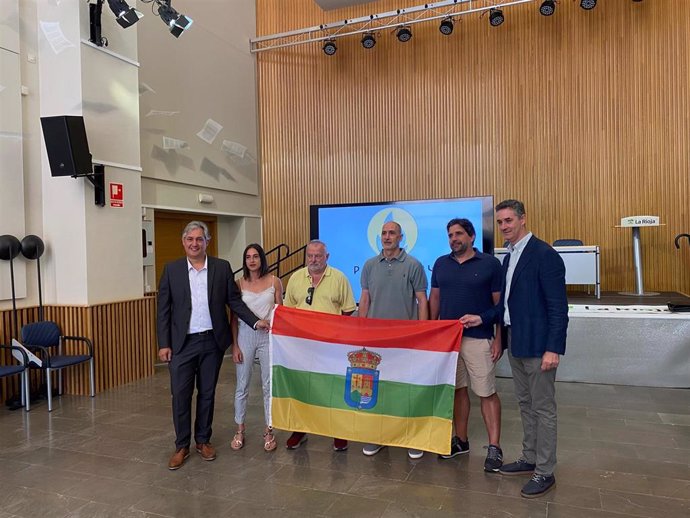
[272,397,453,455]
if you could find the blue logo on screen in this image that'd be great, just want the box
[367,208,418,254]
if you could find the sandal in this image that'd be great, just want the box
[263,427,277,452]
[231,429,245,450]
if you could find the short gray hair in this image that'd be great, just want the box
[495,199,526,217]
[182,221,211,241]
[307,239,328,253]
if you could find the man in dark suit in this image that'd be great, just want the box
[494,200,568,498]
[157,221,269,470]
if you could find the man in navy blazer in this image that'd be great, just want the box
[157,221,269,470]
[494,199,568,498]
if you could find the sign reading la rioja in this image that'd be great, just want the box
[620,215,661,227]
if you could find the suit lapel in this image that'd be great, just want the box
[179,259,192,304]
[206,256,215,303]
[510,237,537,287]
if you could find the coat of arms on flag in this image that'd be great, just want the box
[344,348,381,410]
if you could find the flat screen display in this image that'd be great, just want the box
[310,196,495,302]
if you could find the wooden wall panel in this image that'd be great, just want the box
[257,0,690,294]
[0,297,156,405]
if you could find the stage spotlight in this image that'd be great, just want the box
[107,0,143,28]
[539,0,556,16]
[439,17,454,35]
[489,9,504,27]
[157,1,193,38]
[396,26,412,42]
[580,0,597,9]
[323,39,337,55]
[361,33,376,49]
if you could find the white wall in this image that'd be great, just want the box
[0,0,144,308]
[3,0,263,308]
[138,0,263,288]
[138,0,261,217]
[0,0,27,306]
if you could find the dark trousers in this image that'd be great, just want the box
[169,334,224,449]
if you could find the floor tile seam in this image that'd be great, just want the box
[356,472,453,489]
[0,482,93,500]
[671,437,690,449]
[59,469,156,488]
[556,472,690,495]
[61,434,171,447]
[321,493,389,516]
[261,471,362,494]
[0,486,92,513]
[563,453,689,472]
[147,472,249,490]
[567,433,679,447]
[68,499,134,518]
[440,489,548,512]
[44,445,163,465]
[601,487,690,503]
[556,445,675,461]
[545,501,638,518]
[128,488,237,512]
[343,483,450,505]
[595,424,690,438]
[410,470,502,495]
[444,483,532,501]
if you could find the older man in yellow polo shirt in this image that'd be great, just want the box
[283,239,356,451]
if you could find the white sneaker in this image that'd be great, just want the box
[362,444,386,456]
[408,449,424,459]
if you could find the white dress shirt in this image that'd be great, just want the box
[187,257,213,334]
[503,232,533,326]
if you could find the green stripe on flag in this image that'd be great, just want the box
[272,365,454,419]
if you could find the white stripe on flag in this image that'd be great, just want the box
[271,334,458,387]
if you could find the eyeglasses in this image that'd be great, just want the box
[306,286,315,305]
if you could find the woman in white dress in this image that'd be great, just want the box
[230,244,283,451]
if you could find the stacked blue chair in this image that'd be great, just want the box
[21,321,95,412]
[0,344,30,411]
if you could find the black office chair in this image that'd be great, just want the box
[0,344,30,411]
[553,239,584,246]
[21,321,95,412]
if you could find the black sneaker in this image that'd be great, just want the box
[521,473,556,498]
[499,459,536,476]
[483,444,503,472]
[438,436,469,459]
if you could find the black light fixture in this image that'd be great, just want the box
[396,26,412,42]
[323,39,337,55]
[580,0,597,9]
[89,0,143,47]
[106,0,143,28]
[361,32,376,49]
[156,0,193,38]
[439,17,454,35]
[489,8,504,27]
[539,0,556,16]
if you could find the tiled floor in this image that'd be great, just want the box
[0,362,688,517]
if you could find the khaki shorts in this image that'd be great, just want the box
[455,336,497,397]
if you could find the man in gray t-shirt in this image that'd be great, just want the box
[359,221,428,321]
[359,220,428,459]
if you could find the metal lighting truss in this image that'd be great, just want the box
[250,0,538,53]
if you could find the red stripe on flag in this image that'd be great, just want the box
[271,306,463,352]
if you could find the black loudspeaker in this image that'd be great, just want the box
[40,115,93,177]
